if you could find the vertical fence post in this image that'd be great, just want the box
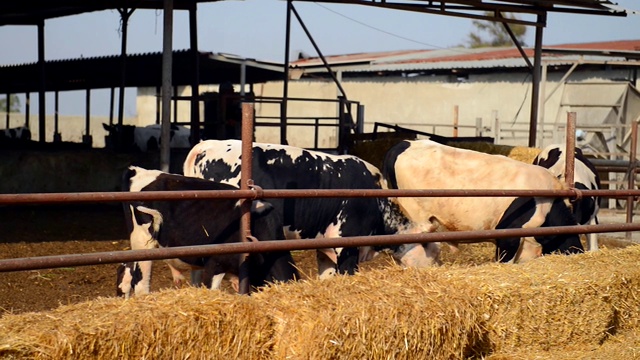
[238,102,255,295]
[626,121,638,240]
[475,117,482,137]
[5,93,9,128]
[564,112,576,188]
[357,104,365,134]
[609,125,618,210]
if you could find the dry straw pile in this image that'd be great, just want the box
[1,245,640,359]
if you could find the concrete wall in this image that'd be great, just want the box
[0,113,184,194]
[0,149,188,194]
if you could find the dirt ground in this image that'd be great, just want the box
[0,204,634,316]
[0,204,374,315]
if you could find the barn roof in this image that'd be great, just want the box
[292,39,640,75]
[0,50,285,94]
[0,1,634,26]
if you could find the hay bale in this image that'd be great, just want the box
[349,135,412,170]
[258,268,483,359]
[446,141,541,163]
[0,288,275,360]
[2,246,640,360]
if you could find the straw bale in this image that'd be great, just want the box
[485,327,640,359]
[349,136,410,170]
[0,288,275,360]
[2,246,640,360]
[446,142,541,163]
[457,246,640,353]
[256,267,483,360]
[350,138,541,171]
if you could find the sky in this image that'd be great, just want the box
[0,0,639,117]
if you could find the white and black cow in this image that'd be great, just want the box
[533,144,601,250]
[116,166,299,298]
[183,140,438,279]
[0,126,31,141]
[103,123,191,152]
[382,139,584,264]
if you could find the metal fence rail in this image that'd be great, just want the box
[0,187,639,273]
[1,222,640,273]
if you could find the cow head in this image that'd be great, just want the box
[103,123,138,151]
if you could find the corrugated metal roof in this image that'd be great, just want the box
[293,40,640,74]
[0,50,285,93]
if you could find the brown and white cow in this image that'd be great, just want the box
[382,139,584,263]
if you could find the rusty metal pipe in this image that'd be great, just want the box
[0,188,639,206]
[564,112,576,187]
[238,102,255,295]
[1,223,639,273]
[626,121,638,238]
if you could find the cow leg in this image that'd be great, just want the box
[191,269,204,286]
[115,261,152,297]
[133,260,153,295]
[317,248,338,279]
[125,205,160,296]
[116,264,134,298]
[116,262,144,299]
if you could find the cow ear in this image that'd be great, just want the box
[103,123,112,131]
[135,206,163,234]
[251,200,274,215]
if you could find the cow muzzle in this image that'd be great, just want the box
[513,237,543,263]
[393,243,442,268]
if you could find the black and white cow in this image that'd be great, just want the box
[103,123,191,152]
[382,139,584,263]
[183,139,438,279]
[117,166,299,298]
[0,126,31,141]
[533,144,601,250]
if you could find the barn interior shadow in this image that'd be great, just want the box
[0,204,127,243]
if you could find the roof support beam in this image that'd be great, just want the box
[528,12,545,148]
[498,12,533,70]
[189,3,200,146]
[161,0,173,172]
[37,19,45,143]
[117,8,135,128]
[282,0,292,145]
